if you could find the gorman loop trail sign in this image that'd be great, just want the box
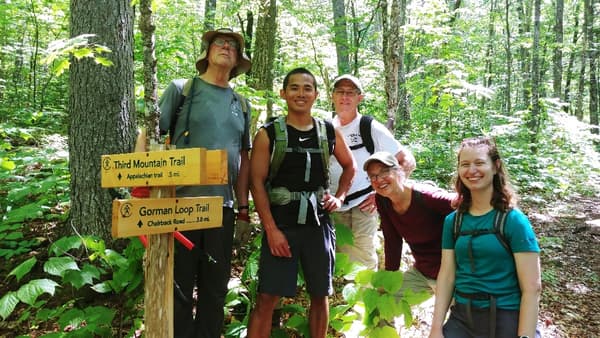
[101,148,227,188]
[111,197,223,238]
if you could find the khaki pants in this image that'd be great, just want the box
[333,207,379,270]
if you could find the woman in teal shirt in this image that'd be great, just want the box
[429,136,541,338]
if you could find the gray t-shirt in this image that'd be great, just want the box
[158,77,251,207]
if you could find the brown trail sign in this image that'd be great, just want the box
[101,145,227,338]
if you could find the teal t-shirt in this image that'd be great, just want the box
[442,208,540,310]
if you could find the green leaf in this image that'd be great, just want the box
[44,256,79,277]
[49,236,82,256]
[354,269,375,286]
[54,59,70,76]
[371,325,400,338]
[72,47,92,59]
[94,56,113,66]
[91,281,113,293]
[375,293,400,320]
[84,306,115,327]
[335,222,354,246]
[0,292,19,320]
[400,300,413,327]
[0,158,16,170]
[403,288,432,306]
[63,265,98,289]
[371,270,404,294]
[16,279,59,305]
[8,256,37,282]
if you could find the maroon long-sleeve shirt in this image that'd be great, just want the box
[376,184,456,279]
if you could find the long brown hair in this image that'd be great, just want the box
[452,136,517,212]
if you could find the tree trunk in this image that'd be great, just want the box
[203,0,216,31]
[575,0,588,121]
[68,0,135,242]
[248,0,277,130]
[563,3,580,114]
[139,0,161,143]
[504,0,512,114]
[517,0,531,109]
[331,0,350,75]
[553,0,564,99]
[528,0,542,149]
[383,0,400,131]
[585,0,598,134]
[395,0,410,136]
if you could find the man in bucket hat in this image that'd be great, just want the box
[158,28,252,338]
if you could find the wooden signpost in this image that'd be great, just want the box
[101,145,226,338]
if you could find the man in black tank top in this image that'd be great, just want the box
[247,68,356,338]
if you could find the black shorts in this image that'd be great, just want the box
[257,213,335,297]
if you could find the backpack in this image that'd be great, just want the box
[267,115,333,187]
[165,76,250,145]
[452,209,512,260]
[348,115,375,154]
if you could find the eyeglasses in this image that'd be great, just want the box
[333,89,359,97]
[368,168,394,182]
[212,37,239,50]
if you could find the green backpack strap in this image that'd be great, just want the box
[268,115,288,184]
[315,117,330,188]
[268,116,331,187]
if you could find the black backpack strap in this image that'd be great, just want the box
[348,115,375,153]
[493,210,511,256]
[181,77,197,145]
[452,211,464,243]
[359,115,374,154]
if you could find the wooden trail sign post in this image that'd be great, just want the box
[101,145,227,338]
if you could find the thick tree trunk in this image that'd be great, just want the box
[68,0,135,242]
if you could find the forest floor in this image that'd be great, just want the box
[395,193,600,338]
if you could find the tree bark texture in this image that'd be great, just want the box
[248,0,277,131]
[331,0,350,75]
[528,0,542,148]
[563,3,580,114]
[503,0,512,114]
[68,0,135,242]
[517,0,531,109]
[139,0,161,143]
[203,0,216,32]
[395,0,410,136]
[585,0,598,133]
[553,0,564,99]
[383,0,400,131]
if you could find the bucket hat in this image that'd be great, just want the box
[195,28,252,79]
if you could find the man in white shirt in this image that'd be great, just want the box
[329,74,415,270]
